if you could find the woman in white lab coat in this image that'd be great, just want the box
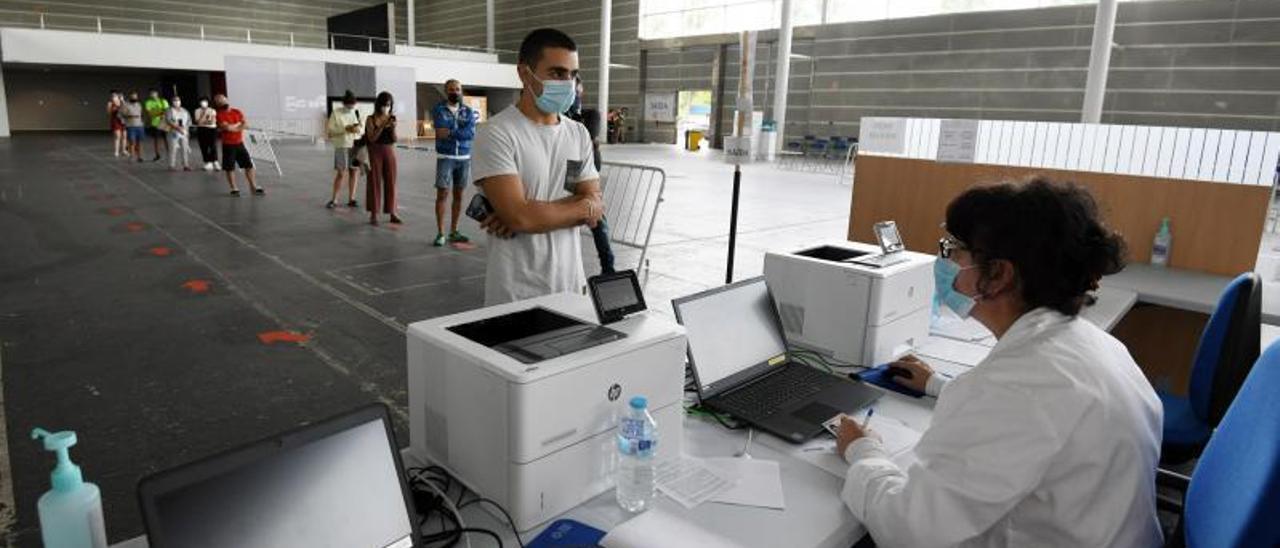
[836,178,1164,548]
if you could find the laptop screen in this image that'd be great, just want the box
[140,409,416,548]
[674,277,788,393]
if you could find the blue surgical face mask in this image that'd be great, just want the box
[530,72,577,115]
[933,257,979,318]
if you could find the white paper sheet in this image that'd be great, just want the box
[915,337,990,368]
[702,457,786,510]
[654,458,736,509]
[792,418,923,478]
[930,312,993,343]
[602,507,746,548]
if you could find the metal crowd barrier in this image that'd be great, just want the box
[599,161,667,279]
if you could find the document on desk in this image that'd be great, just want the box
[915,337,989,368]
[654,458,736,509]
[601,507,746,548]
[702,457,786,510]
[793,419,922,478]
[931,313,993,345]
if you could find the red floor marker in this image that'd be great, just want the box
[148,246,173,257]
[124,221,147,233]
[257,330,311,345]
[181,279,212,294]
[449,242,477,251]
[104,207,128,216]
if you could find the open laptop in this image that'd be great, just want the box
[138,404,420,548]
[673,277,881,443]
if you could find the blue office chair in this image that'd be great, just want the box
[1158,272,1261,464]
[1157,338,1280,547]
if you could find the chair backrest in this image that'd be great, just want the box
[1188,273,1261,425]
[1184,339,1280,547]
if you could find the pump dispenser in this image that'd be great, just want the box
[31,428,107,548]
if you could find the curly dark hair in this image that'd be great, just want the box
[944,177,1128,316]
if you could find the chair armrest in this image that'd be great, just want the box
[1156,468,1191,514]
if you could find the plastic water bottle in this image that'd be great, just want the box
[1151,217,1172,267]
[615,396,658,512]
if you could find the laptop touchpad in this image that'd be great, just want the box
[791,402,841,424]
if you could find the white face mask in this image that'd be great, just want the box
[199,101,208,108]
[380,106,391,115]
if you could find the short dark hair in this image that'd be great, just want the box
[444,79,461,87]
[945,177,1127,316]
[518,28,576,68]
[342,90,357,103]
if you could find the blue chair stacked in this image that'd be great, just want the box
[1157,337,1280,547]
[1158,272,1261,464]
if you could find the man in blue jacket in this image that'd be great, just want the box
[432,79,478,246]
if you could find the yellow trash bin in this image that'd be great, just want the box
[686,130,704,151]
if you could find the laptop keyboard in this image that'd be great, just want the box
[715,365,838,419]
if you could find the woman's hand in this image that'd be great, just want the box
[836,415,870,457]
[889,354,934,393]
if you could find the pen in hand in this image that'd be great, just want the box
[861,407,875,430]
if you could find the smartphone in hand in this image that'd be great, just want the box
[466,194,494,222]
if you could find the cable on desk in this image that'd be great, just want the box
[458,497,526,548]
[411,468,474,548]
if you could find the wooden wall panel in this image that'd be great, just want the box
[1110,304,1209,395]
[847,155,1270,276]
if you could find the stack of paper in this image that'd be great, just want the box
[654,458,735,508]
[703,457,786,510]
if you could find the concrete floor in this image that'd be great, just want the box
[0,133,851,545]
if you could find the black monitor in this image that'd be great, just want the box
[138,404,420,548]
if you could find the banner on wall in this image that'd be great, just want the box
[858,117,907,156]
[937,119,980,163]
[645,93,676,123]
[225,56,326,138]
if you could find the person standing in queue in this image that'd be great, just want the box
[364,91,401,226]
[431,79,477,246]
[165,96,193,171]
[470,28,604,305]
[213,94,263,196]
[143,88,170,162]
[835,178,1162,547]
[326,90,363,209]
[108,90,126,158]
[193,97,220,172]
[118,92,146,162]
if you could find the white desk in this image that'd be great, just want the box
[1103,263,1280,324]
[112,290,1137,548]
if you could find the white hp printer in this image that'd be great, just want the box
[763,229,934,366]
[406,292,686,531]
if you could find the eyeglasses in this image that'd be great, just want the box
[938,235,967,259]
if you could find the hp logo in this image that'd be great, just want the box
[607,384,622,401]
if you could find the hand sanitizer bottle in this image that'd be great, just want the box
[31,428,107,548]
[1151,217,1172,268]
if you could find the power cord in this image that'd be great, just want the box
[407,465,525,548]
[458,497,526,548]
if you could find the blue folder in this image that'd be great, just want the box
[527,518,607,548]
[854,364,926,398]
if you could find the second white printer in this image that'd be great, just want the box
[763,240,934,366]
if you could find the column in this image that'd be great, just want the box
[1081,0,1117,123]
[598,0,612,139]
[772,0,793,150]
[0,62,9,137]
[407,0,415,46]
[486,0,496,52]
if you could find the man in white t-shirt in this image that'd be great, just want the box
[471,28,604,305]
